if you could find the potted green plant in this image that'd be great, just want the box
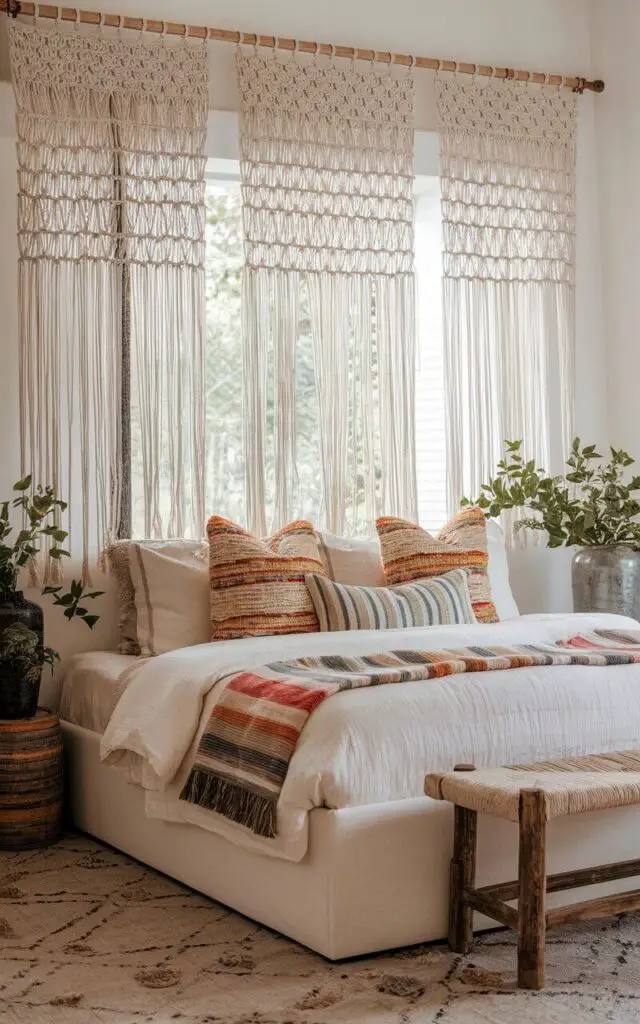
[0,623,60,719]
[463,439,640,619]
[0,476,102,719]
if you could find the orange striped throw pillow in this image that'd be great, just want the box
[207,517,327,640]
[376,507,499,623]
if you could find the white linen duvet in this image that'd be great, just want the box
[101,612,640,861]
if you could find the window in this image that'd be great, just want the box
[130,162,447,537]
[203,177,244,525]
[202,174,325,530]
[414,176,447,530]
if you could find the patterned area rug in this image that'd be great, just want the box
[1,833,640,1023]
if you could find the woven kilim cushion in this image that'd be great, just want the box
[377,506,498,623]
[208,516,327,640]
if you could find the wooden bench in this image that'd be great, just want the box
[425,752,640,990]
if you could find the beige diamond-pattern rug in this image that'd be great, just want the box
[2,832,640,1023]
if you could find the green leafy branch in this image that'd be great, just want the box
[462,438,640,549]
[0,476,68,594]
[0,475,103,628]
[42,579,102,630]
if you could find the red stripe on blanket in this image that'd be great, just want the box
[212,703,302,743]
[227,672,331,713]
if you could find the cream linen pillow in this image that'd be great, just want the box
[317,531,385,587]
[105,539,208,655]
[103,540,140,655]
[127,540,210,656]
[486,520,520,619]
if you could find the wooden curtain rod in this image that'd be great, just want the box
[0,0,605,94]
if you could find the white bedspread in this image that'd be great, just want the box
[101,612,640,861]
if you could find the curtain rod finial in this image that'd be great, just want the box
[7,0,21,17]
[592,79,605,93]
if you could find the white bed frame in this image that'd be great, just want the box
[63,721,640,960]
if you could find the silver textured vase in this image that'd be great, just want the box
[572,546,640,620]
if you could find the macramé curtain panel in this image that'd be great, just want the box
[236,51,418,537]
[436,75,577,536]
[8,20,208,580]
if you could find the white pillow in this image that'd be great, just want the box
[317,531,385,587]
[486,520,519,619]
[128,541,210,656]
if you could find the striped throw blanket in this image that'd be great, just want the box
[180,628,640,837]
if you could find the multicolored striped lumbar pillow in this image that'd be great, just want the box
[305,568,476,632]
[376,507,498,623]
[207,517,327,640]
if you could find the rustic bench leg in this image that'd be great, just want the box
[517,789,547,990]
[448,804,478,954]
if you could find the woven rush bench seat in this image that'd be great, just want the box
[425,751,640,990]
[425,750,640,821]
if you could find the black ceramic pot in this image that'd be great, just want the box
[0,594,44,719]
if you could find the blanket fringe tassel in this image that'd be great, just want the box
[179,768,278,839]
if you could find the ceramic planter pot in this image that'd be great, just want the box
[572,546,640,621]
[0,594,44,719]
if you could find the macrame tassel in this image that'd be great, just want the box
[376,274,418,521]
[352,276,378,533]
[130,265,206,540]
[272,271,300,530]
[308,273,351,534]
[243,268,270,538]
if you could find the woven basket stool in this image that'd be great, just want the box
[425,751,640,990]
[0,710,63,850]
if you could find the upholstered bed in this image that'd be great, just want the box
[61,610,640,959]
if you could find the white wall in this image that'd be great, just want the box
[589,0,640,458]
[0,0,610,702]
[0,0,597,87]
